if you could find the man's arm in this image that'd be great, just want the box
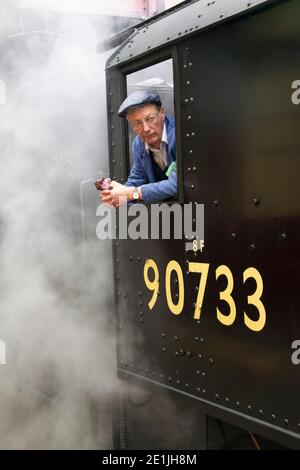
[125,138,149,188]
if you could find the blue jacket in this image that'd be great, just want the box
[125,115,177,203]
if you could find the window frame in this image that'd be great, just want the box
[119,46,184,204]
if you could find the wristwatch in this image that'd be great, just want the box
[132,187,140,200]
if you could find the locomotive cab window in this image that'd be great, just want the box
[125,59,177,203]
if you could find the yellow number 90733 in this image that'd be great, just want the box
[143,259,266,333]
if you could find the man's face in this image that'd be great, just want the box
[127,104,165,149]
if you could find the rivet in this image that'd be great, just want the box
[111,125,115,130]
[190,185,195,190]
[176,379,180,385]
[140,319,144,324]
[110,108,114,113]
[161,333,166,338]
[139,291,142,296]
[192,167,197,172]
[183,64,187,70]
[112,159,116,164]
[197,387,201,393]
[196,370,200,376]
[188,62,193,67]
[184,99,189,103]
[139,311,143,316]
[247,405,252,411]
[258,409,263,415]
[281,233,287,240]
[200,337,204,343]
[167,37,170,41]
[202,389,206,394]
[284,418,289,426]
[174,336,178,341]
[185,383,189,389]
[187,167,191,172]
[226,397,229,403]
[152,370,156,375]
[201,371,206,377]
[198,353,202,359]
[209,358,214,365]
[186,133,190,137]
[195,336,199,342]
[253,197,260,205]
[137,256,141,261]
[162,347,166,353]
[175,351,179,357]
[185,46,189,51]
[129,256,133,261]
[213,200,219,207]
[220,14,224,18]
[179,349,185,356]
[160,373,164,378]
[198,14,202,18]
[185,30,188,34]
[215,394,219,400]
[271,414,276,420]
[190,97,194,102]
[186,351,192,358]
[189,149,194,155]
[186,81,191,86]
[147,46,151,49]
[168,376,172,382]
[191,132,195,137]
[231,233,237,239]
[178,32,182,36]
[236,401,240,407]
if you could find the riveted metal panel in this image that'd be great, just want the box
[107,0,275,68]
[108,0,300,449]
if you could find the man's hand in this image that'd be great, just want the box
[100,181,135,208]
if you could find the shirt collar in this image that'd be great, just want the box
[145,122,168,151]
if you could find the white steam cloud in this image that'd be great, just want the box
[0,2,118,449]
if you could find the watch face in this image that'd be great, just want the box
[133,189,139,200]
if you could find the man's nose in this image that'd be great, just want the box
[142,120,151,131]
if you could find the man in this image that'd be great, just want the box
[100,90,177,207]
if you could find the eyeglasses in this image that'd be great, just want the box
[129,112,160,130]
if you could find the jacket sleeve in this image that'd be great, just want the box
[140,164,177,203]
[125,138,149,188]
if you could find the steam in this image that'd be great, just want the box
[0,2,117,449]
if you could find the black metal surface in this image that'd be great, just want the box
[107,0,300,448]
[106,0,276,68]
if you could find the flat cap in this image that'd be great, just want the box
[118,90,162,117]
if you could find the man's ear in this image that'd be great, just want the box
[160,106,165,119]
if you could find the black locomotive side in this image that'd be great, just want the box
[105,0,300,449]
